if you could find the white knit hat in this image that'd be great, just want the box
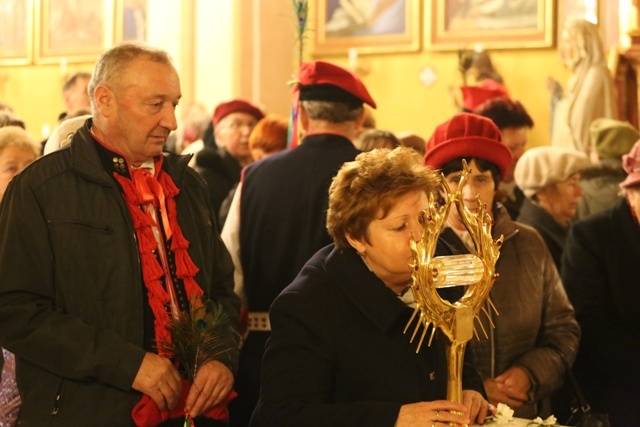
[514,146,590,198]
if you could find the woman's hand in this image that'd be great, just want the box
[395,400,470,427]
[462,389,494,424]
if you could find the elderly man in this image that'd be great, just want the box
[0,42,240,426]
[194,99,264,229]
[222,60,375,427]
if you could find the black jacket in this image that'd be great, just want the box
[0,120,240,426]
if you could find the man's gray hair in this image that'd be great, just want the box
[300,100,362,123]
[88,42,173,111]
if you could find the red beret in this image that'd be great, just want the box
[424,113,512,179]
[213,99,264,126]
[297,60,376,108]
[460,78,509,111]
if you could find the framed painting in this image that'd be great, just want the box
[427,0,554,50]
[114,0,147,43]
[0,0,33,65]
[313,0,421,55]
[34,0,114,64]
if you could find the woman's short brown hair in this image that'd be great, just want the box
[327,146,440,249]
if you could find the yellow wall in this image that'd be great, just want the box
[0,1,573,150]
[316,48,571,150]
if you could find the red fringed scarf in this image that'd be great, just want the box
[113,158,204,356]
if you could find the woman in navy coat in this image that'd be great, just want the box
[250,147,490,427]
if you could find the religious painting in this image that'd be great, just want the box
[0,0,33,65]
[428,0,554,50]
[115,0,147,42]
[35,0,113,63]
[313,0,421,55]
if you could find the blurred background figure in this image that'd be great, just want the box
[562,140,640,426]
[170,102,211,157]
[61,72,92,119]
[0,125,39,202]
[0,125,39,427]
[550,18,616,155]
[194,99,264,230]
[450,47,508,112]
[356,128,400,152]
[577,118,640,219]
[474,97,534,219]
[396,131,426,155]
[0,112,25,130]
[514,146,590,272]
[248,114,288,161]
[217,114,289,228]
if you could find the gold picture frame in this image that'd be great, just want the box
[427,0,554,51]
[313,0,421,56]
[0,0,34,66]
[34,0,114,64]
[114,0,148,43]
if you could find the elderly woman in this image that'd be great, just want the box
[251,147,490,427]
[424,113,580,419]
[0,125,38,426]
[562,140,640,426]
[513,146,590,272]
[0,126,39,201]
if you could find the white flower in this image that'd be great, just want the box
[494,403,514,425]
[528,415,559,426]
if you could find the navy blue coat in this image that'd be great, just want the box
[251,245,484,427]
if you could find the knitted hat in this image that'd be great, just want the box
[213,99,264,126]
[424,113,512,179]
[589,118,640,159]
[514,146,590,198]
[297,60,376,108]
[620,141,640,188]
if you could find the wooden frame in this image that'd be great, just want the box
[427,0,554,51]
[34,0,114,64]
[313,0,421,55]
[0,0,34,66]
[114,0,148,43]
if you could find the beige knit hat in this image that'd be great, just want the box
[514,146,590,198]
[590,118,640,159]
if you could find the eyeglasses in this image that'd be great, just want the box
[224,121,257,131]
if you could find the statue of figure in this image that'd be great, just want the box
[550,18,616,155]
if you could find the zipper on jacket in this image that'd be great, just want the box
[51,380,63,415]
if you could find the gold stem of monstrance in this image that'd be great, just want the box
[404,161,503,427]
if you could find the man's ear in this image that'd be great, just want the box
[93,85,115,117]
[353,107,367,130]
[299,103,310,132]
[345,232,366,254]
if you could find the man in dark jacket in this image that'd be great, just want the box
[0,42,240,426]
[221,60,375,427]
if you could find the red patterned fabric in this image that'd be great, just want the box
[132,380,236,426]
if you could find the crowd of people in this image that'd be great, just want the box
[0,21,638,427]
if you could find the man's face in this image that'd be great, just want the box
[215,112,259,165]
[102,58,180,166]
[64,77,91,114]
